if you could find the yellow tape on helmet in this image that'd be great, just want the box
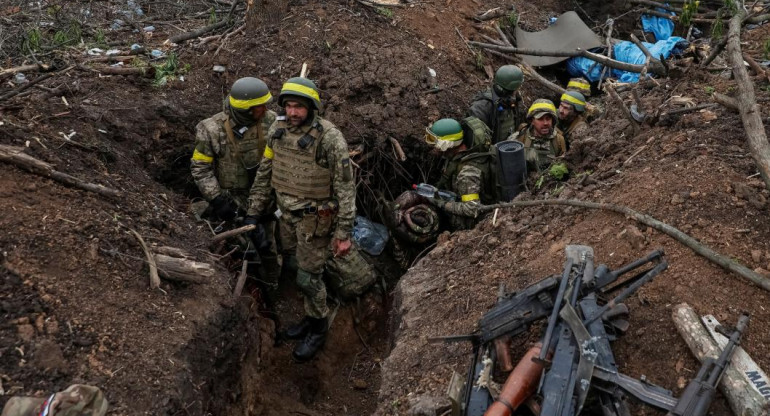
[281,82,320,102]
[229,92,272,109]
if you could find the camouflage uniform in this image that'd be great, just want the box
[191,110,277,207]
[468,89,527,144]
[511,125,567,173]
[435,117,495,230]
[561,114,588,146]
[248,114,364,318]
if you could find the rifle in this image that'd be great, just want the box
[667,313,750,416]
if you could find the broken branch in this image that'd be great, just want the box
[480,199,770,291]
[604,83,640,135]
[212,224,256,243]
[0,145,121,198]
[124,227,162,289]
[725,0,770,191]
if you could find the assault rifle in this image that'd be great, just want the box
[431,246,750,416]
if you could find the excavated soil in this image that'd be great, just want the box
[2,0,770,415]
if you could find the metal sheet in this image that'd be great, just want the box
[514,11,603,67]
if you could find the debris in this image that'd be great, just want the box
[17,324,34,342]
[672,304,768,416]
[212,65,226,73]
[12,73,26,85]
[353,216,389,256]
[122,226,161,289]
[87,48,104,56]
[143,25,155,32]
[352,378,368,390]
[512,11,603,67]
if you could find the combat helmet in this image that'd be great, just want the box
[560,91,586,113]
[228,77,272,110]
[493,65,524,95]
[526,99,557,120]
[278,77,322,111]
[425,118,464,151]
[567,77,591,97]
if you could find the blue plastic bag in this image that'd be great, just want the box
[641,7,676,41]
[352,216,389,256]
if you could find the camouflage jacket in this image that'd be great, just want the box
[512,125,567,173]
[247,114,355,241]
[467,89,526,144]
[190,110,276,206]
[561,114,588,147]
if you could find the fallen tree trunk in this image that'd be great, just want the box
[0,145,121,198]
[155,254,215,284]
[725,1,770,191]
[467,41,665,76]
[480,199,770,292]
[671,303,770,416]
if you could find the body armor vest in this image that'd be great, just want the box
[519,127,566,173]
[218,115,263,191]
[270,118,332,200]
[437,117,495,204]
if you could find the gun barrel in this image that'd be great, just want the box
[538,258,573,361]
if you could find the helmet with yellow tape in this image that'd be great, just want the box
[425,118,464,151]
[560,90,586,113]
[228,77,273,110]
[526,99,557,120]
[566,77,591,97]
[278,77,322,111]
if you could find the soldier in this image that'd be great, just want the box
[425,116,495,230]
[190,77,280,278]
[510,99,567,173]
[246,77,359,362]
[468,65,526,144]
[557,90,589,146]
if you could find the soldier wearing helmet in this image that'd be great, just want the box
[468,65,526,144]
[424,116,495,230]
[246,77,373,362]
[510,99,566,172]
[557,90,589,147]
[190,76,280,277]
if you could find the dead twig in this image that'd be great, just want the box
[123,226,162,289]
[480,199,770,292]
[388,137,407,162]
[0,72,54,103]
[212,224,256,243]
[604,83,640,135]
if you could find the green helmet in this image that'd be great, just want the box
[228,77,272,110]
[526,98,557,120]
[425,118,464,151]
[567,77,591,97]
[560,90,586,113]
[493,65,524,93]
[278,77,322,111]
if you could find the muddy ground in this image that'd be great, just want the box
[1,0,770,415]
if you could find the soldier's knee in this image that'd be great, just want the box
[296,269,325,298]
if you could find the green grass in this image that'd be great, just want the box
[704,86,715,94]
[376,7,394,18]
[499,11,518,29]
[763,39,770,60]
[152,53,191,86]
[24,27,42,52]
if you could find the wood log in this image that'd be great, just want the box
[725,1,770,191]
[713,92,739,112]
[743,53,770,83]
[154,254,215,284]
[154,246,192,259]
[0,73,54,103]
[166,19,230,44]
[0,145,121,198]
[91,66,155,78]
[671,304,770,416]
[212,224,256,243]
[639,8,716,23]
[479,199,770,292]
[604,84,640,135]
[233,258,249,297]
[0,63,47,79]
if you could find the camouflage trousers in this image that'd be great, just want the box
[279,210,375,318]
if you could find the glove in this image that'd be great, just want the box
[211,195,237,221]
[243,216,270,251]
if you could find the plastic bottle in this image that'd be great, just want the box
[412,183,437,198]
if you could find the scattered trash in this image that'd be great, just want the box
[110,19,124,30]
[150,49,164,58]
[427,67,438,89]
[109,62,124,67]
[212,65,226,73]
[549,17,558,25]
[105,49,121,56]
[12,73,27,85]
[87,48,104,56]
[352,216,389,256]
[179,76,185,82]
[143,25,155,32]
[130,43,142,51]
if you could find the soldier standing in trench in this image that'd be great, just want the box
[190,77,280,280]
[510,99,567,173]
[557,90,589,148]
[246,77,359,362]
[467,65,526,144]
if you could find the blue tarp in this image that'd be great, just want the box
[641,7,676,41]
[566,37,688,83]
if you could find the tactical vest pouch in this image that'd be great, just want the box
[298,214,318,242]
[325,247,376,300]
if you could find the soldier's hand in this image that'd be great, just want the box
[212,195,237,221]
[332,238,352,257]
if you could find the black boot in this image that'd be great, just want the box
[284,316,312,340]
[292,317,328,363]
